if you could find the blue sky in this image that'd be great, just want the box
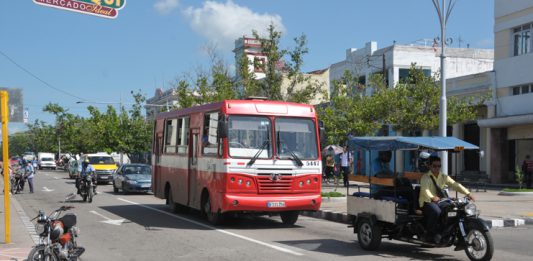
[0,0,494,132]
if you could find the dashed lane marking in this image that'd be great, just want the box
[117,197,304,257]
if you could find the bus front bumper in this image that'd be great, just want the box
[222,193,321,212]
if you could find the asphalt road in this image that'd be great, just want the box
[13,169,533,261]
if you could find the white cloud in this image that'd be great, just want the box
[183,1,286,52]
[154,0,180,15]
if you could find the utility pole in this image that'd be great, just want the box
[432,0,456,175]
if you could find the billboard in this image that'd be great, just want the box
[0,88,24,123]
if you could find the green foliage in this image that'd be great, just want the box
[237,24,325,104]
[9,92,153,158]
[321,191,345,197]
[502,188,533,192]
[515,165,524,189]
[318,64,486,144]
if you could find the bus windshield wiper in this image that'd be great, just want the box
[247,140,270,167]
[276,131,303,167]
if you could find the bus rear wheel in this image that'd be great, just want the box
[280,211,299,225]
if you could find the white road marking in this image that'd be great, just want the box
[89,210,125,225]
[117,197,303,256]
[42,187,54,192]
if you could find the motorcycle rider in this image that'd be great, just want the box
[419,155,475,243]
[76,159,97,195]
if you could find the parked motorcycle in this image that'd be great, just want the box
[79,174,94,203]
[27,205,85,261]
[10,167,25,194]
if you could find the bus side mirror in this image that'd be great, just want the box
[318,120,326,145]
[217,118,228,139]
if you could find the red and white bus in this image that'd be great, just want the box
[152,99,324,225]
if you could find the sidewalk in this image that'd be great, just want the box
[0,181,35,261]
[302,182,533,228]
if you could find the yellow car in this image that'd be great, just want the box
[81,153,118,184]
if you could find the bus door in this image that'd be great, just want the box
[154,133,163,196]
[188,128,200,208]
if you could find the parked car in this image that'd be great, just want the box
[112,164,152,194]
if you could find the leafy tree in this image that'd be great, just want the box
[237,24,325,103]
[318,64,486,144]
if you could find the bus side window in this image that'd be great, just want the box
[177,117,190,154]
[202,111,219,156]
[164,119,177,154]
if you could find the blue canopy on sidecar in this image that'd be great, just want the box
[348,136,478,151]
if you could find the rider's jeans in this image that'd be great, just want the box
[423,202,442,234]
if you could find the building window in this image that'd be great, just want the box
[522,85,530,94]
[513,86,521,95]
[511,83,533,96]
[399,68,431,83]
[513,23,531,56]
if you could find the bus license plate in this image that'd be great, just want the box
[447,212,457,217]
[267,201,286,208]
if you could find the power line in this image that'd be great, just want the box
[0,49,86,101]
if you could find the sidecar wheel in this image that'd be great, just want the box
[357,218,382,250]
[464,222,494,261]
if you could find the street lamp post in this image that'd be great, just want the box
[432,0,456,175]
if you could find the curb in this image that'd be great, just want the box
[301,209,530,229]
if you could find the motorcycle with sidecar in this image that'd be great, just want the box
[346,136,493,261]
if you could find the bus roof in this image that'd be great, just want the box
[156,99,316,119]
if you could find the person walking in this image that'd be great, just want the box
[324,150,335,184]
[522,155,533,189]
[339,145,353,187]
[24,161,35,193]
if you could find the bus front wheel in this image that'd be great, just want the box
[203,194,224,225]
[280,211,299,225]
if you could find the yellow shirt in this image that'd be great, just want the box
[419,171,470,207]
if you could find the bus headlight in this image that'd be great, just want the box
[238,179,243,185]
[245,181,251,187]
[465,203,477,216]
[299,181,304,187]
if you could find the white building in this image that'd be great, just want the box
[329,41,494,94]
[145,88,176,120]
[477,0,533,183]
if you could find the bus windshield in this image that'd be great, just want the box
[228,116,272,159]
[275,117,318,160]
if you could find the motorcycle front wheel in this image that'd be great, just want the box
[88,187,93,203]
[464,222,494,261]
[27,245,60,261]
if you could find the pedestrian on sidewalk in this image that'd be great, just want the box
[324,151,335,184]
[24,161,35,193]
[339,145,353,187]
[522,155,533,189]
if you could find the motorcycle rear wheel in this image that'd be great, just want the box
[27,245,60,261]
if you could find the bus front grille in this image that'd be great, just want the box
[257,175,293,193]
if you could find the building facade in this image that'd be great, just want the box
[477,0,533,183]
[329,41,494,94]
[145,88,176,120]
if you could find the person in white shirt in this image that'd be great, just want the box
[339,145,353,187]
